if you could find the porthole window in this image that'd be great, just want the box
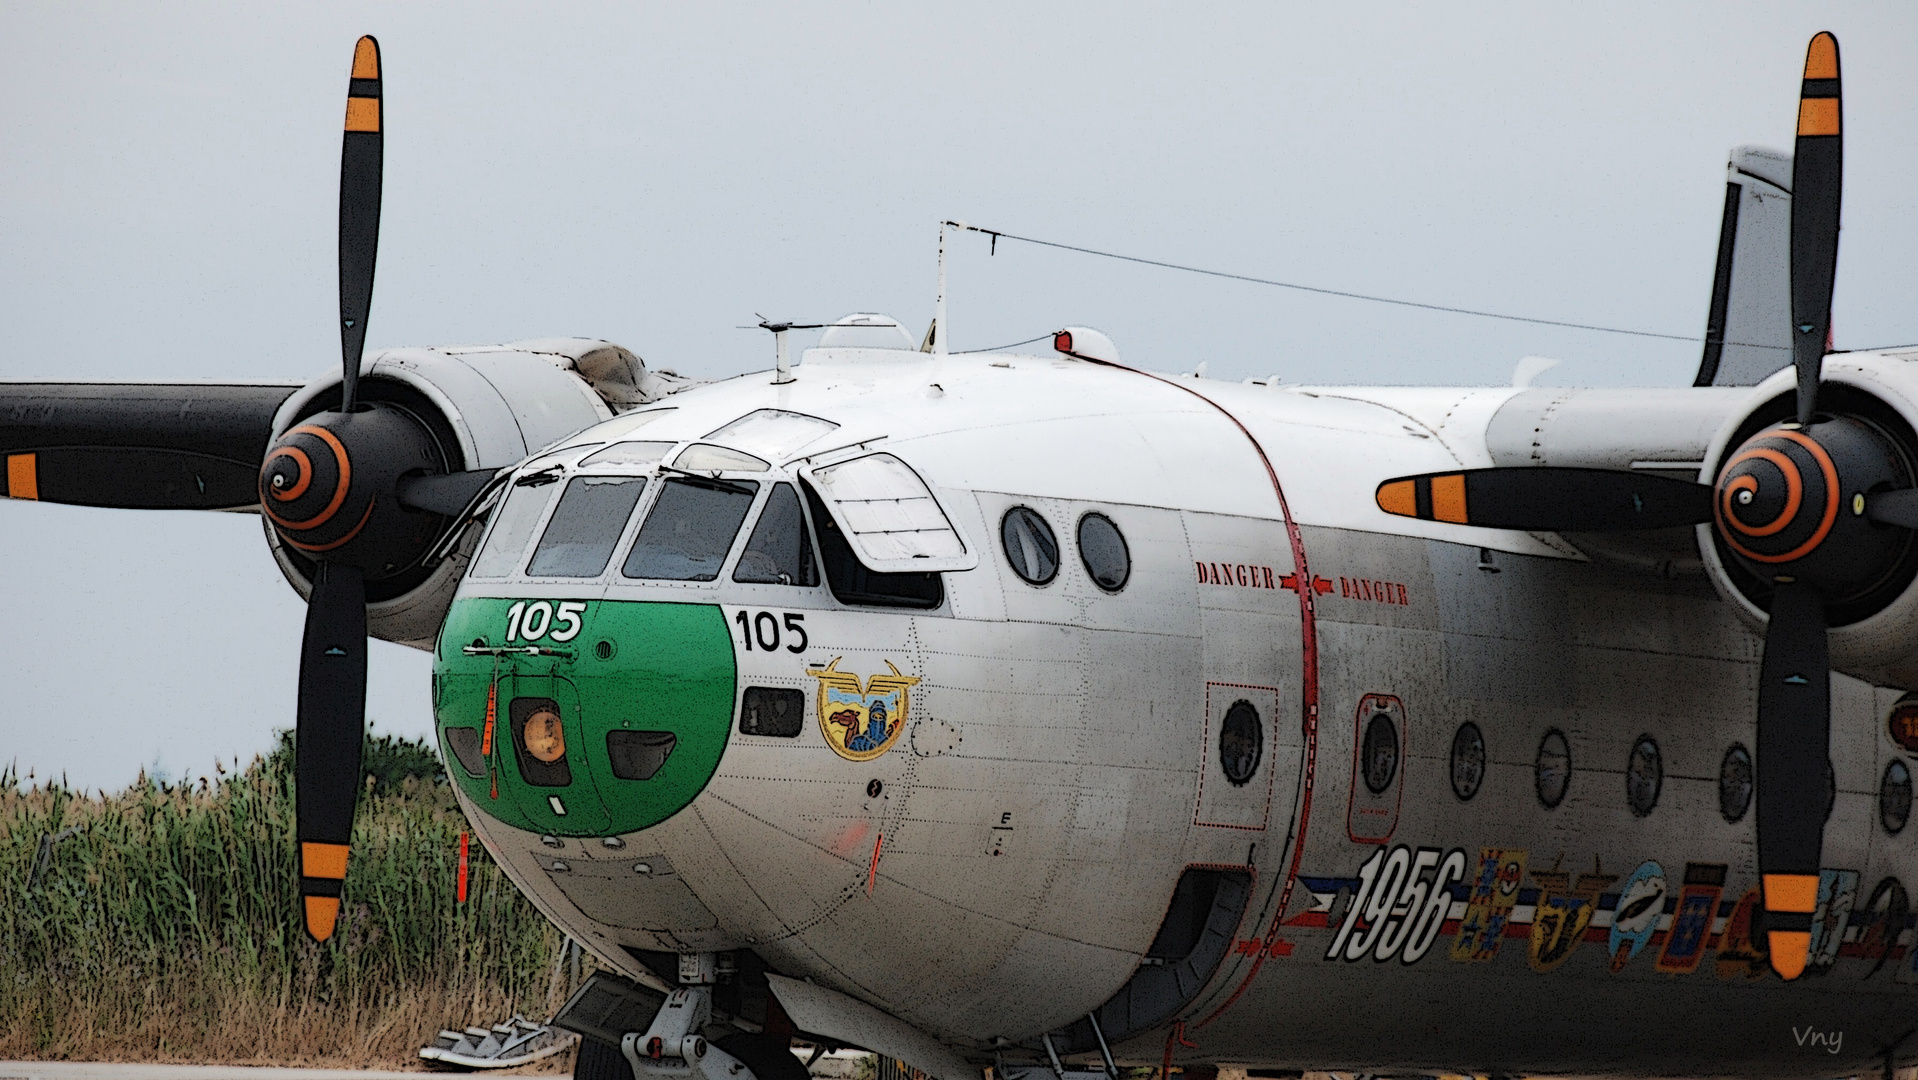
[1361,712,1400,794]
[1077,513,1131,591]
[1882,759,1913,834]
[1626,735,1662,817]
[1001,507,1059,586]
[1450,722,1485,801]
[1719,744,1753,823]
[1535,729,1570,809]
[1219,700,1263,787]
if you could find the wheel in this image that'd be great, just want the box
[575,1036,632,1080]
[714,1033,811,1080]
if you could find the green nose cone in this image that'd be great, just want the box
[433,598,736,837]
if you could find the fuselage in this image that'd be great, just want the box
[433,344,1917,1077]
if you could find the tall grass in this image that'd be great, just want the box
[0,734,577,1066]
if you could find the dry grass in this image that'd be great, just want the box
[1,739,579,1068]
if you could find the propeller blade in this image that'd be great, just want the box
[1755,579,1830,980]
[295,561,368,943]
[0,383,297,510]
[1374,467,1714,531]
[395,468,499,517]
[1789,32,1842,426]
[1867,488,1918,529]
[338,36,384,413]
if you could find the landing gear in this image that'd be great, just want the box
[620,986,768,1080]
[713,1033,809,1080]
[576,1036,632,1080]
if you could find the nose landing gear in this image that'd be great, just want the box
[610,984,809,1080]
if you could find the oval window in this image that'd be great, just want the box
[1362,712,1399,794]
[1535,729,1571,809]
[1001,507,1059,586]
[1077,513,1131,591]
[1626,735,1662,817]
[1219,700,1262,787]
[1719,744,1753,823]
[1450,722,1485,801]
[1883,759,1913,834]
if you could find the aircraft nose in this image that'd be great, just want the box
[432,598,737,837]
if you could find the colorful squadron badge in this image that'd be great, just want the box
[809,658,921,762]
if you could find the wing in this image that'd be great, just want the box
[864,674,921,698]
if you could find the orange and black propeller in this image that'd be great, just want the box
[261,37,495,941]
[1375,33,1899,980]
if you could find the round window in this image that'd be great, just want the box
[1882,759,1913,834]
[1362,713,1400,794]
[1219,700,1262,787]
[1450,722,1485,801]
[1001,507,1058,586]
[1077,513,1131,591]
[1719,744,1753,823]
[1535,729,1571,809]
[1626,735,1662,817]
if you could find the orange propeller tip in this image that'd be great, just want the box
[1376,479,1416,518]
[1803,31,1838,80]
[351,36,381,80]
[303,895,342,942]
[1766,929,1811,980]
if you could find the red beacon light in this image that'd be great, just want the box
[1053,326,1120,364]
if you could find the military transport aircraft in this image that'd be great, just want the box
[5,29,1914,1080]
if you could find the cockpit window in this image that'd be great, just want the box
[734,483,819,586]
[801,479,943,608]
[469,477,560,578]
[621,477,761,581]
[580,441,675,468]
[526,476,648,578]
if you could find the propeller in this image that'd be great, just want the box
[257,37,490,941]
[1372,33,1874,981]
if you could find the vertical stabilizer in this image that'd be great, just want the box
[1694,146,1794,386]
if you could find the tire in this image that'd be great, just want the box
[714,1033,811,1080]
[575,1036,632,1080]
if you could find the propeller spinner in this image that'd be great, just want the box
[1371,33,1901,981]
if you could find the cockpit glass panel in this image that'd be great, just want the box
[621,477,761,581]
[469,480,560,578]
[734,482,819,586]
[675,443,770,473]
[704,409,840,460]
[581,441,676,468]
[527,476,648,578]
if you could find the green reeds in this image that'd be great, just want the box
[0,735,576,1066]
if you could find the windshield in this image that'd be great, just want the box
[469,477,561,578]
[621,478,760,581]
[734,482,818,586]
[526,475,648,578]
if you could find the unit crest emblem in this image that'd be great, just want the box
[809,658,922,762]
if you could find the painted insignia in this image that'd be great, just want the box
[1714,886,1770,981]
[1450,848,1526,963]
[1655,863,1728,975]
[1806,868,1860,976]
[809,658,922,762]
[1529,863,1617,973]
[1607,861,1668,972]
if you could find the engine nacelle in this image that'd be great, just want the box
[1699,351,1918,688]
[263,339,662,648]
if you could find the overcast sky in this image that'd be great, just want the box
[5,2,1917,792]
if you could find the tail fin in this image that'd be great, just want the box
[1694,145,1794,386]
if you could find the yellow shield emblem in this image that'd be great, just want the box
[809,658,920,762]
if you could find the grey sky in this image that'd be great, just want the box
[5,2,1916,791]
